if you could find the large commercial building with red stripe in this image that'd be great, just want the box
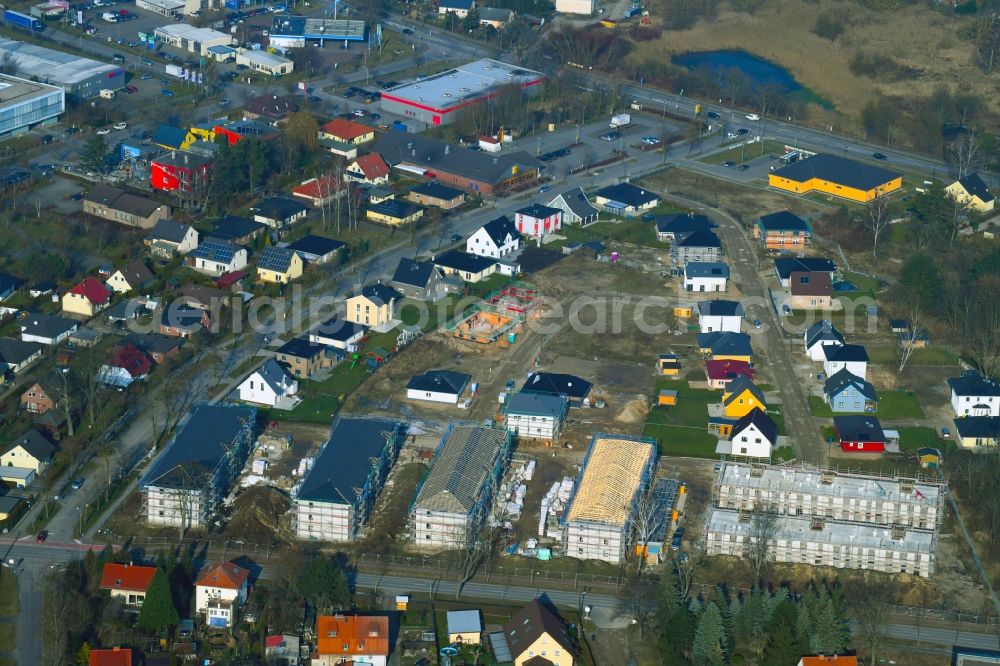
[379,58,544,126]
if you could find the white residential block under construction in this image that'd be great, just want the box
[704,462,944,577]
[561,433,657,564]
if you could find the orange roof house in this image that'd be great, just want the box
[196,560,250,589]
[90,647,133,666]
[346,153,390,185]
[797,657,858,666]
[316,614,390,661]
[99,563,157,593]
[319,118,376,144]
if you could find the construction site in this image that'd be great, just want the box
[448,282,541,345]
[704,462,945,577]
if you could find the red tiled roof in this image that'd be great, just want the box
[293,176,344,200]
[111,344,153,378]
[90,647,132,666]
[99,563,157,593]
[70,277,111,305]
[320,118,374,141]
[196,560,250,590]
[705,359,756,381]
[316,615,390,657]
[352,153,389,181]
[216,271,246,288]
[264,635,284,649]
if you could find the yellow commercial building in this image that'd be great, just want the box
[769,154,902,203]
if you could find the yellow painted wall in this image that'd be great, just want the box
[345,294,392,326]
[257,253,303,284]
[61,292,96,317]
[366,209,423,227]
[0,445,44,473]
[722,389,765,418]
[768,174,902,203]
[946,181,995,212]
[708,353,753,363]
[514,632,574,666]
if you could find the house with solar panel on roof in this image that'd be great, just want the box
[256,246,303,284]
[410,424,512,548]
[141,404,256,527]
[294,417,406,542]
[187,238,248,277]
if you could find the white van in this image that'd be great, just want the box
[99,89,116,99]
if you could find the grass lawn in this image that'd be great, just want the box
[808,391,923,419]
[643,377,719,458]
[896,426,949,453]
[0,624,13,652]
[840,271,880,295]
[548,219,671,250]
[772,445,796,462]
[0,573,17,616]
[866,344,959,367]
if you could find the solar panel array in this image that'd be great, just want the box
[257,246,292,273]
[192,239,237,263]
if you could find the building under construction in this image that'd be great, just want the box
[704,462,944,577]
[561,433,657,564]
[449,282,540,345]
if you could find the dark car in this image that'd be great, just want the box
[41,134,53,144]
[707,110,720,119]
[873,152,888,160]
[309,95,322,103]
[70,192,84,201]
[724,160,735,167]
[71,477,84,490]
[600,131,622,141]
[36,530,47,542]
[735,128,749,136]
[161,88,175,97]
[402,27,414,35]
[450,234,462,242]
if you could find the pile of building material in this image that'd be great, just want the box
[538,476,575,538]
[251,459,268,475]
[293,456,313,477]
[493,458,535,522]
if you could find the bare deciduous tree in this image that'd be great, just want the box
[618,572,658,637]
[951,131,983,179]
[866,195,891,257]
[673,547,703,601]
[630,485,665,574]
[897,308,926,373]
[852,585,890,666]
[746,505,778,583]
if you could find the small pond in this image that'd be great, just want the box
[671,49,802,93]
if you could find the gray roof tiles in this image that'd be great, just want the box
[413,425,509,514]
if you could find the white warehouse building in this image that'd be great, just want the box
[0,38,123,99]
[562,433,657,564]
[0,73,63,138]
[294,417,405,542]
[410,424,511,549]
[154,24,233,57]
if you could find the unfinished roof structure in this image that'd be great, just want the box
[412,424,511,514]
[564,433,656,528]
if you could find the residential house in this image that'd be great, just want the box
[391,257,453,301]
[478,6,512,27]
[505,391,569,440]
[308,318,365,351]
[275,336,342,379]
[789,271,833,310]
[434,250,498,283]
[144,220,199,258]
[768,153,902,203]
[954,416,1000,448]
[159,304,210,338]
[365,186,395,205]
[546,186,599,226]
[834,415,886,453]
[367,199,424,227]
[121,333,181,364]
[754,211,812,249]
[212,215,267,245]
[467,215,520,258]
[948,371,1000,417]
[98,344,153,389]
[804,320,844,361]
[593,183,659,215]
[346,153,390,185]
[242,93,297,124]
[150,150,211,193]
[438,0,475,16]
[697,300,744,333]
[448,610,483,645]
[187,238,248,276]
[824,369,877,413]
[292,176,343,208]
[408,182,466,209]
[672,229,724,264]
[20,379,59,414]
[410,424,511,547]
[655,213,717,242]
[684,262,729,292]
[704,359,755,392]
[256,246,304,284]
[720,376,767,419]
[20,313,78,345]
[62,277,112,317]
[717,408,778,458]
[295,417,405,543]
[83,184,171,229]
[318,117,375,157]
[89,647,133,666]
[178,284,231,310]
[152,123,188,151]
[0,338,42,375]
[141,404,256,527]
[237,358,299,408]
[774,256,837,288]
[822,344,869,380]
[252,197,308,229]
[0,273,19,302]
[697,332,753,363]
[99,563,158,607]
[0,429,54,473]
[406,369,471,404]
[372,132,540,196]
[313,614,390,666]
[195,560,250,629]
[521,372,592,408]
[515,203,563,240]
[286,235,346,264]
[499,598,575,666]
[946,173,995,212]
[106,260,155,294]
[27,281,54,298]
[345,284,401,328]
[264,635,300,665]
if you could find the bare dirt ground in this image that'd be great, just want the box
[637,0,997,121]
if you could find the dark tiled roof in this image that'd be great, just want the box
[503,599,575,661]
[368,199,423,220]
[757,211,810,232]
[506,392,568,418]
[774,256,837,280]
[522,372,591,400]
[286,235,346,258]
[956,173,994,203]
[594,182,659,207]
[122,332,181,355]
[823,343,868,363]
[954,416,1000,439]
[213,214,266,241]
[117,260,154,288]
[697,332,753,357]
[276,336,327,359]
[21,313,77,339]
[373,132,540,186]
[675,229,722,249]
[152,124,188,149]
[685,262,729,279]
[772,154,901,192]
[481,215,519,247]
[392,258,437,288]
[312,317,365,342]
[948,372,1000,397]
[698,300,744,317]
[731,408,778,444]
[656,213,716,235]
[410,181,465,201]
[434,250,496,274]
[805,320,844,348]
[407,369,471,395]
[516,203,562,219]
[2,428,54,462]
[147,219,194,244]
[723,375,766,407]
[361,283,401,306]
[549,186,598,219]
[824,368,877,401]
[252,197,308,221]
[834,415,885,443]
[0,337,41,366]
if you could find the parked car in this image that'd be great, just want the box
[746,113,759,121]
[707,110,720,119]
[873,152,888,160]
[96,128,111,135]
[600,131,622,141]
[539,184,551,194]
[753,319,762,328]
[71,478,84,490]
[402,27,414,34]
[218,97,231,106]
[735,128,749,136]
[724,160,735,167]
[70,192,84,201]
[781,304,791,315]
[941,427,951,439]
[139,73,152,80]
[450,234,462,242]
[161,88,175,96]
[113,121,127,130]
[36,530,47,542]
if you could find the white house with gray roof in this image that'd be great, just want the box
[237,359,299,408]
[684,262,729,292]
[467,215,520,258]
[406,369,471,404]
[505,392,568,440]
[410,424,511,548]
[144,220,199,257]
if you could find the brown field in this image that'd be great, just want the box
[637,0,997,122]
